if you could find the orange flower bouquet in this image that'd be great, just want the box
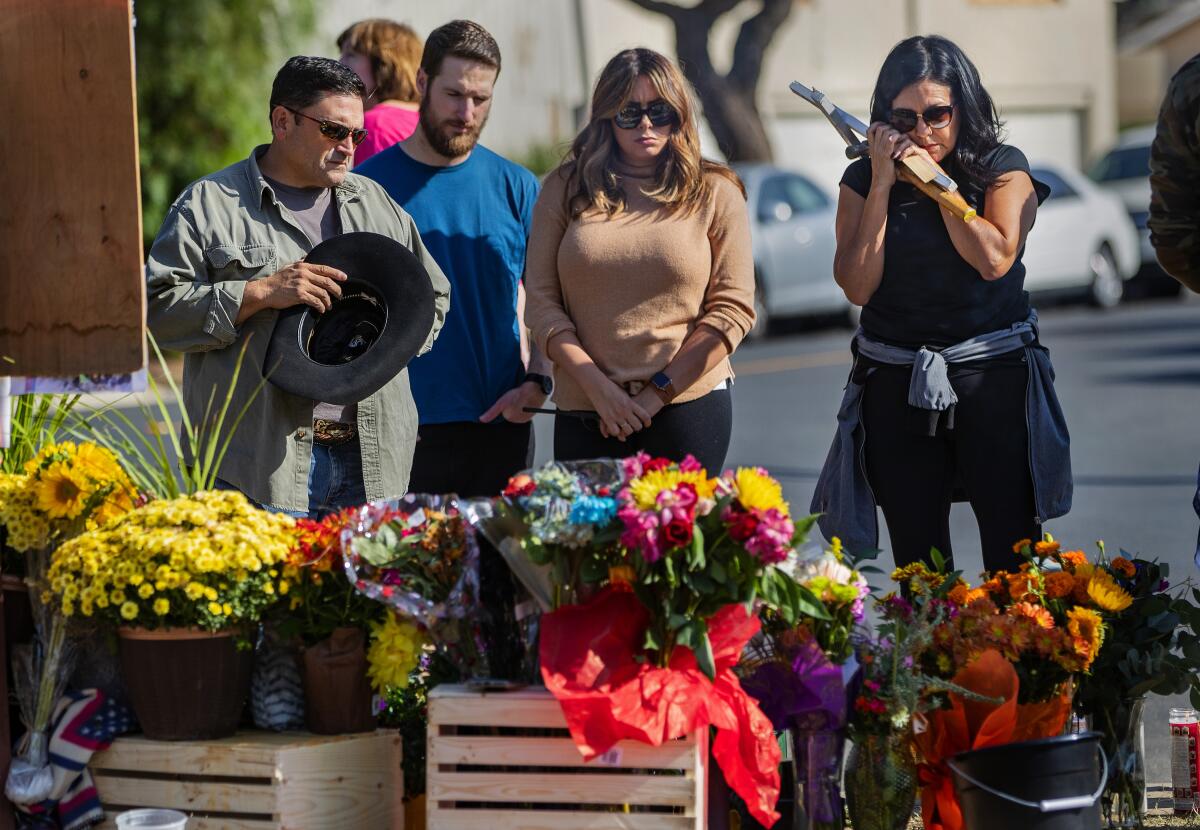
[898,540,1121,830]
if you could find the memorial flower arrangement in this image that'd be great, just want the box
[0,442,137,553]
[281,510,426,694]
[614,455,820,675]
[538,456,824,827]
[477,459,624,610]
[46,489,293,631]
[906,540,1125,830]
[341,496,484,678]
[1067,546,1200,827]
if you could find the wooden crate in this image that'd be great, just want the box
[89,729,402,830]
[427,685,707,829]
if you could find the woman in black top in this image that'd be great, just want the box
[828,35,1069,572]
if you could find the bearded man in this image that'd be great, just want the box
[356,21,546,678]
[357,19,548,498]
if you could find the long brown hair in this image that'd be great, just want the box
[562,48,743,218]
[337,19,422,104]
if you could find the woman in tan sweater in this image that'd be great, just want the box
[524,48,756,471]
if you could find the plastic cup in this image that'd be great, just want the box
[114,809,188,829]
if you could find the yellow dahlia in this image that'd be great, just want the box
[1087,569,1133,613]
[732,467,790,516]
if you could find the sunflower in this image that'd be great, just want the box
[1071,562,1095,604]
[627,467,716,510]
[1087,569,1134,613]
[732,467,790,515]
[1009,601,1055,629]
[32,461,90,519]
[1066,606,1104,666]
[72,443,125,482]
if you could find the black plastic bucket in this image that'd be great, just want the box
[948,732,1106,830]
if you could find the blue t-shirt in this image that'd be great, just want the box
[358,143,540,424]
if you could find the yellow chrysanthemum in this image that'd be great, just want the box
[732,468,790,516]
[366,615,427,692]
[627,468,716,510]
[32,461,90,519]
[207,601,223,616]
[119,601,139,621]
[153,598,170,616]
[1087,569,1134,613]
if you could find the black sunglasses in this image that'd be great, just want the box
[284,106,368,146]
[888,104,954,133]
[613,100,677,130]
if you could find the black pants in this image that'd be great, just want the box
[553,388,733,473]
[408,421,534,680]
[408,421,534,498]
[861,359,1039,573]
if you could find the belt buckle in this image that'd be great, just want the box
[313,419,356,446]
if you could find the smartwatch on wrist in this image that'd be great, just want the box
[523,372,553,396]
[650,371,675,403]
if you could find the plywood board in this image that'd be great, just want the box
[0,0,145,376]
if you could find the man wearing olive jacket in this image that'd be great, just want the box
[146,56,451,517]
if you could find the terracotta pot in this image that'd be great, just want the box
[118,627,252,740]
[301,627,376,735]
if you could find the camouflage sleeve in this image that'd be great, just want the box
[1149,56,1200,292]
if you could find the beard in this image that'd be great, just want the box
[418,96,487,159]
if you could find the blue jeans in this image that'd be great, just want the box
[217,438,366,519]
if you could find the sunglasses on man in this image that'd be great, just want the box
[888,104,954,133]
[284,106,368,146]
[613,100,677,130]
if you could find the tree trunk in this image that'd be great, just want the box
[623,0,794,163]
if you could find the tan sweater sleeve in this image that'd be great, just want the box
[523,169,578,354]
[698,175,757,351]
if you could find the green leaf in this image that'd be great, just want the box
[930,547,946,573]
[793,583,832,621]
[688,526,706,570]
[694,629,716,680]
[710,559,728,584]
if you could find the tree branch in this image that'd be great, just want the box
[728,0,794,94]
[623,0,686,23]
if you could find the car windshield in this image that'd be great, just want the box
[1088,145,1150,182]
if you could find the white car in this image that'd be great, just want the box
[1088,125,1156,266]
[1023,162,1141,308]
[733,164,853,336]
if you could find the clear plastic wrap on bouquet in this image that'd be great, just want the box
[340,494,486,677]
[466,458,625,612]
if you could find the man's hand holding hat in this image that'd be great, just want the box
[237,260,349,323]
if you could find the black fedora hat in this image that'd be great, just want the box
[264,231,435,405]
